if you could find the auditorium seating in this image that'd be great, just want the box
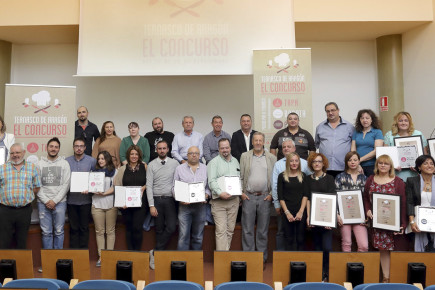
[144,280,203,290]
[283,282,346,289]
[214,281,273,290]
[354,283,420,290]
[72,279,137,290]
[2,278,69,290]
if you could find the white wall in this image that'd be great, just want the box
[10,41,379,139]
[402,0,435,139]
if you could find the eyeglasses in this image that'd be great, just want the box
[325,109,337,113]
[312,160,323,164]
[187,152,200,156]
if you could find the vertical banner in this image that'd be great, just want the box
[4,84,76,162]
[253,49,312,146]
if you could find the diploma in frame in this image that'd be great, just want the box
[415,206,435,233]
[337,190,365,224]
[428,138,435,161]
[393,135,424,159]
[372,192,400,232]
[396,145,418,169]
[310,192,337,228]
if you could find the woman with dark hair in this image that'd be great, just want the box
[0,115,15,163]
[92,121,122,168]
[351,109,383,177]
[120,122,150,165]
[277,152,310,251]
[335,151,368,252]
[306,152,336,281]
[364,155,407,283]
[384,111,428,181]
[406,155,435,252]
[91,151,117,267]
[113,145,147,251]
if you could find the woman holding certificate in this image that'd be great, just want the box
[351,109,383,177]
[335,151,368,252]
[277,152,310,251]
[306,152,336,282]
[363,155,407,283]
[114,145,148,251]
[92,121,122,168]
[406,155,435,252]
[91,151,117,267]
[384,112,428,181]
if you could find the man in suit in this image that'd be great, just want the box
[231,114,257,162]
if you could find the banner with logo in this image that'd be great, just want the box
[4,84,76,162]
[253,49,312,146]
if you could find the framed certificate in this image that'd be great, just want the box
[415,206,435,233]
[88,172,105,192]
[372,192,400,232]
[376,146,399,168]
[428,138,435,161]
[396,145,418,169]
[174,180,206,203]
[114,186,142,207]
[217,175,241,197]
[337,190,365,224]
[310,192,337,228]
[0,146,5,165]
[393,135,424,159]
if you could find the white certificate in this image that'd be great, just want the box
[88,172,105,192]
[0,146,5,166]
[174,180,206,203]
[114,186,142,207]
[376,146,399,168]
[217,175,241,196]
[415,206,435,233]
[70,172,90,192]
[310,192,337,228]
[397,145,418,169]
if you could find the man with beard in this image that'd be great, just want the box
[0,143,41,249]
[146,140,179,269]
[37,137,71,250]
[75,106,100,156]
[145,117,174,162]
[66,137,96,249]
[208,138,240,250]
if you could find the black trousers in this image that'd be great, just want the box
[282,212,307,251]
[0,203,32,249]
[154,197,177,250]
[120,202,148,251]
[67,203,92,249]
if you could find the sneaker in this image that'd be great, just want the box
[96,259,101,267]
[38,267,43,273]
[149,249,155,270]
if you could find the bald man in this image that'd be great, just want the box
[75,106,100,156]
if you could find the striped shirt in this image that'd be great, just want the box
[0,161,41,207]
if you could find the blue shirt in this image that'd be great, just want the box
[271,157,312,209]
[172,162,211,197]
[203,130,231,163]
[66,154,97,205]
[171,131,204,163]
[315,117,354,171]
[352,128,383,167]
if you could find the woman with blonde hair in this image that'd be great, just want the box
[277,152,310,251]
[363,154,407,283]
[384,111,428,181]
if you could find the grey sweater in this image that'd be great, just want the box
[146,157,179,207]
[37,156,71,204]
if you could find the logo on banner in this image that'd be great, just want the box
[380,96,388,112]
[149,0,223,17]
[21,91,62,114]
[267,53,299,73]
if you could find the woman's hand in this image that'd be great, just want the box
[295,211,303,221]
[411,223,421,233]
[286,211,295,222]
[366,210,373,219]
[337,215,343,227]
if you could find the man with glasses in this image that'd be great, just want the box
[66,137,96,248]
[173,146,210,250]
[315,102,354,177]
[75,106,100,156]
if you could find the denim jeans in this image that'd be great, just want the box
[38,201,67,249]
[177,203,206,250]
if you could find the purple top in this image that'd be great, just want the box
[172,162,211,197]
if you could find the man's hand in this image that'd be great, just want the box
[241,193,250,201]
[264,195,273,201]
[150,206,158,217]
[45,200,56,210]
[219,192,231,200]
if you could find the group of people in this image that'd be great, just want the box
[0,103,432,282]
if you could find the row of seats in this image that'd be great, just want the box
[0,279,432,290]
